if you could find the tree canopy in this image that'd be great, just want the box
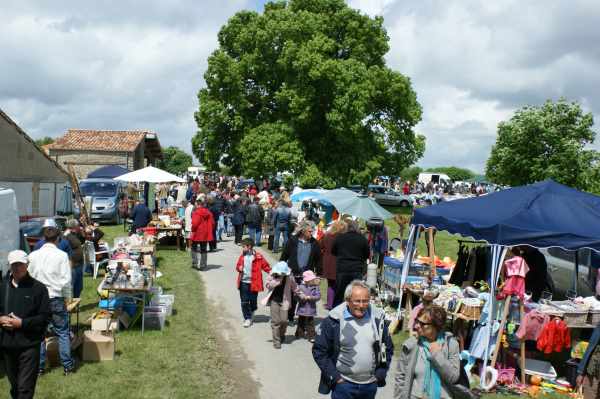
[425,166,474,181]
[158,146,193,176]
[193,0,424,183]
[486,99,598,191]
[35,136,54,146]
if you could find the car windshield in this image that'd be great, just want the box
[80,182,117,197]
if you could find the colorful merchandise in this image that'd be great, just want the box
[536,317,571,354]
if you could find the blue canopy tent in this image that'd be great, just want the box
[400,179,600,388]
[87,165,130,179]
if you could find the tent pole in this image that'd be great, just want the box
[428,228,436,279]
[574,251,579,295]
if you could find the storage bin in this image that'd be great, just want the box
[144,307,166,330]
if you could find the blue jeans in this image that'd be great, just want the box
[247,225,261,247]
[273,225,288,252]
[40,298,73,371]
[71,265,83,298]
[332,381,377,399]
[239,282,257,320]
[217,214,225,241]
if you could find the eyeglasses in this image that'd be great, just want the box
[351,299,370,305]
[415,319,433,327]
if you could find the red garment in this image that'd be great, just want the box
[191,207,215,242]
[402,183,410,195]
[516,309,549,341]
[249,186,258,196]
[235,252,271,293]
[497,276,526,300]
[536,318,571,354]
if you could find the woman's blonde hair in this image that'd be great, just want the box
[328,220,347,236]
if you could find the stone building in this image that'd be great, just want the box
[47,129,163,179]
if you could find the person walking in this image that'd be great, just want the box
[27,226,74,375]
[280,220,321,325]
[331,219,370,307]
[272,200,291,253]
[262,261,297,349]
[313,280,394,398]
[394,306,461,399]
[236,238,271,327]
[183,199,194,251]
[190,199,215,270]
[207,196,221,252]
[0,250,50,399]
[320,220,347,310]
[231,196,246,245]
[245,197,265,247]
[295,270,321,342]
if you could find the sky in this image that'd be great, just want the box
[2,1,600,173]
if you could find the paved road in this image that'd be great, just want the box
[200,237,396,399]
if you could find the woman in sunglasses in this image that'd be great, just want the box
[394,305,461,399]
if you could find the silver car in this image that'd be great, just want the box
[540,247,598,298]
[368,185,414,207]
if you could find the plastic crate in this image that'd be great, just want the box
[144,306,166,330]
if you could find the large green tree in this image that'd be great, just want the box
[486,99,598,190]
[158,146,193,175]
[193,0,424,184]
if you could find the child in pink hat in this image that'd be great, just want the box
[295,270,321,342]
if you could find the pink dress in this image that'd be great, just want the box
[498,256,529,299]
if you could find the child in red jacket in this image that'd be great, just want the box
[236,238,271,327]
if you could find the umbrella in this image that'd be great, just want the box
[113,166,185,183]
[290,189,327,203]
[326,193,393,220]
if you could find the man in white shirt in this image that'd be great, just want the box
[28,226,74,376]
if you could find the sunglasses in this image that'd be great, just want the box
[415,319,433,327]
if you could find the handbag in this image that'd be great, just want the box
[446,352,479,399]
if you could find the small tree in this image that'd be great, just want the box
[486,99,598,190]
[35,136,55,146]
[158,146,193,176]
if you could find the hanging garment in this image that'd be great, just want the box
[497,256,530,300]
[536,318,571,354]
[516,309,550,341]
[449,244,469,286]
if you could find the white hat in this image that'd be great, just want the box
[42,218,58,229]
[7,250,28,265]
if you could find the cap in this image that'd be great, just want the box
[42,218,58,229]
[7,250,28,265]
[271,261,291,276]
[302,270,318,283]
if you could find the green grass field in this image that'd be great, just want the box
[0,225,240,399]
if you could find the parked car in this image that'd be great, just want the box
[19,216,68,251]
[74,178,126,224]
[540,247,598,298]
[368,185,414,207]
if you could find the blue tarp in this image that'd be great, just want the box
[412,179,600,251]
[87,165,130,179]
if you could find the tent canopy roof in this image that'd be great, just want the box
[412,179,600,251]
[113,166,185,183]
[87,165,130,179]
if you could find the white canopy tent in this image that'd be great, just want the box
[113,166,185,183]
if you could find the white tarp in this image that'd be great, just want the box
[113,166,185,183]
[0,188,19,277]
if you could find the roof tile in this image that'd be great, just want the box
[49,129,149,152]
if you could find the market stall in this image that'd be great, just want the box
[399,179,600,395]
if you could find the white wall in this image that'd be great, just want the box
[0,181,63,218]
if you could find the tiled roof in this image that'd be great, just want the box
[49,129,149,152]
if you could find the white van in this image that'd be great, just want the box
[0,188,19,278]
[418,172,452,186]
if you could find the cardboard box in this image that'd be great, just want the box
[82,331,115,361]
[91,313,119,332]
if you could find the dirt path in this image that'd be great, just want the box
[200,238,396,399]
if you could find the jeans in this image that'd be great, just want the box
[247,224,261,247]
[2,346,40,399]
[273,225,288,252]
[234,224,243,244]
[217,215,225,241]
[191,241,208,270]
[239,282,257,320]
[71,264,83,298]
[270,301,288,345]
[40,298,73,371]
[331,381,377,399]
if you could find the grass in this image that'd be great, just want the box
[0,225,239,399]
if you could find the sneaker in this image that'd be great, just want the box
[63,367,75,376]
[38,368,46,376]
[243,319,252,328]
[273,342,281,349]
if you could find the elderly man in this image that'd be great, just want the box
[313,280,393,399]
[130,199,152,232]
[0,250,49,399]
[280,220,321,324]
[32,219,72,257]
[28,226,74,375]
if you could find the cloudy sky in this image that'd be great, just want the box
[2,1,599,173]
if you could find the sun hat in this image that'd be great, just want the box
[7,250,28,265]
[271,261,291,276]
[302,270,318,283]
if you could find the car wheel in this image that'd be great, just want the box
[400,200,410,208]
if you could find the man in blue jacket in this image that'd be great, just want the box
[130,199,152,232]
[313,280,393,398]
